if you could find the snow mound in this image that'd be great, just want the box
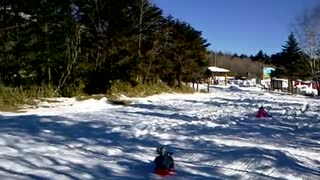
[22,97,115,115]
[228,85,243,91]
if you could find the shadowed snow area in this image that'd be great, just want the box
[0,86,319,179]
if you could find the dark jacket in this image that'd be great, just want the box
[154,152,174,169]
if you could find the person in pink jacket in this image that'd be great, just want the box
[256,106,271,118]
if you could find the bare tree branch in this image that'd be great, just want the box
[293,3,320,95]
[55,25,83,93]
[0,22,30,32]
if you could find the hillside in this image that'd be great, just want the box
[207,53,271,79]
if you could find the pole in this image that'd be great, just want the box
[225,74,227,86]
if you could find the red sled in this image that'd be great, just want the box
[154,168,175,176]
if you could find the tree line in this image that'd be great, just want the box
[0,0,209,96]
[1,0,319,97]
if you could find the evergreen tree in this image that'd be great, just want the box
[232,53,239,58]
[160,19,209,86]
[276,33,305,93]
[270,53,282,65]
[253,50,265,61]
[239,54,248,59]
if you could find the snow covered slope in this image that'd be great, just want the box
[0,86,319,179]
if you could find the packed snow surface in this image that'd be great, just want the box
[0,86,319,179]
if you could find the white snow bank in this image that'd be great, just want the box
[20,97,117,115]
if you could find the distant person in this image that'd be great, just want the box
[154,146,175,176]
[256,106,272,118]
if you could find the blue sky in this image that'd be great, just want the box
[152,0,318,56]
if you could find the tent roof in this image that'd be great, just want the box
[208,66,230,73]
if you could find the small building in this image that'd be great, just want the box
[208,66,230,85]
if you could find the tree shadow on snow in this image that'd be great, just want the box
[0,115,160,179]
[130,103,182,112]
[174,145,319,180]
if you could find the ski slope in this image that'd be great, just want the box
[0,86,319,179]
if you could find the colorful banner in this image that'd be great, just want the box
[263,67,275,79]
